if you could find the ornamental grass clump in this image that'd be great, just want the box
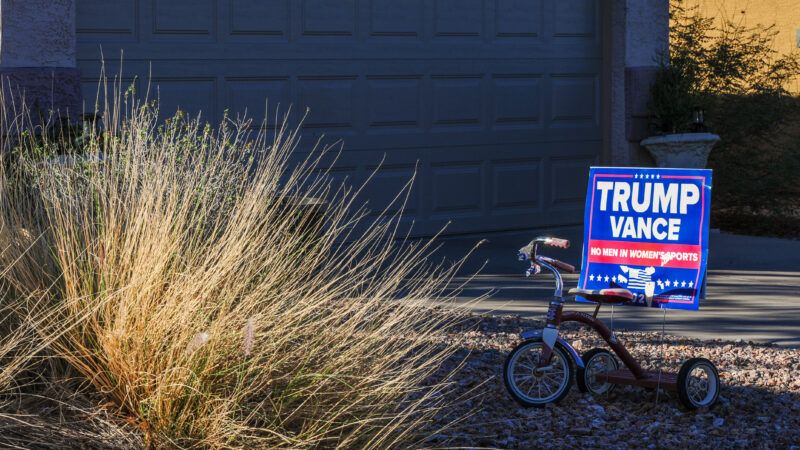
[0,83,467,448]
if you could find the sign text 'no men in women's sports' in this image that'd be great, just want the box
[577,167,712,311]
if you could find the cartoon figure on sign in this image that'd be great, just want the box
[616,265,658,305]
[617,265,655,289]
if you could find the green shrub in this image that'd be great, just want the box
[663,2,800,235]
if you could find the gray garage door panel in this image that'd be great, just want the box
[77,0,604,236]
[319,140,600,236]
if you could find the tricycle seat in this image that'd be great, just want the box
[568,288,635,304]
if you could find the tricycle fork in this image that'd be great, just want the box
[536,297,580,369]
[519,299,585,371]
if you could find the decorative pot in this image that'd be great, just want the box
[640,133,720,168]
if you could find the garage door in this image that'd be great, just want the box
[77,0,604,236]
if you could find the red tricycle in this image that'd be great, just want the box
[503,236,720,409]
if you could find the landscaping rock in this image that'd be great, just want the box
[423,313,800,448]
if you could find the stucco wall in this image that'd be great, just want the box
[609,0,670,167]
[0,0,75,68]
[609,0,629,166]
[626,0,670,66]
[0,0,80,121]
[693,0,798,57]
[690,0,800,91]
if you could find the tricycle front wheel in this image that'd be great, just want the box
[503,337,574,407]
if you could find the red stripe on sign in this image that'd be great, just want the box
[586,239,702,269]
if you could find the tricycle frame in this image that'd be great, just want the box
[545,302,679,391]
[526,244,678,392]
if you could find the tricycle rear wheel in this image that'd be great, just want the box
[677,358,720,409]
[577,348,618,396]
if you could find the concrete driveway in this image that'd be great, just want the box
[429,226,800,347]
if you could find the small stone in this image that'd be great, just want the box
[571,427,592,436]
[589,404,605,416]
[415,313,800,448]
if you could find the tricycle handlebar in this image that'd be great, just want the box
[544,237,570,249]
[539,256,576,274]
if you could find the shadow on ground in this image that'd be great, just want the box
[446,269,800,347]
[427,228,800,346]
[425,315,800,448]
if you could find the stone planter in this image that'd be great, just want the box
[640,133,720,169]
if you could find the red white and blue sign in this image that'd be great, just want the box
[578,167,712,310]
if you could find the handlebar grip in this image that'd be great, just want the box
[550,258,576,274]
[546,238,570,249]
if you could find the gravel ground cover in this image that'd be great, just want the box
[425,314,800,449]
[1,312,798,449]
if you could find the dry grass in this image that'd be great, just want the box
[0,81,470,448]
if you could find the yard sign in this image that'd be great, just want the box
[578,167,712,310]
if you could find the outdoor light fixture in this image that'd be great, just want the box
[691,107,706,132]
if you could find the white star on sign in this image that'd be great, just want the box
[656,174,660,179]
[604,275,610,283]
[612,275,617,283]
[689,281,694,288]
[589,274,595,281]
[634,174,639,179]
[665,279,671,287]
[681,280,687,287]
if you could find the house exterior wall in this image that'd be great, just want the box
[691,0,800,92]
[609,0,670,167]
[0,0,669,233]
[0,0,669,164]
[0,0,76,67]
[0,0,81,121]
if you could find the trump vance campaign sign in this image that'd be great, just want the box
[577,167,712,310]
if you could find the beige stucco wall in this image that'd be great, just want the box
[689,0,800,91]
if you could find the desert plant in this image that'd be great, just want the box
[0,79,470,448]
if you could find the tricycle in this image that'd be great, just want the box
[503,236,720,409]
